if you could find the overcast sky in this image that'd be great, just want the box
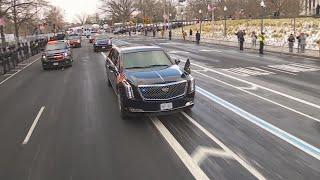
[49,0,100,23]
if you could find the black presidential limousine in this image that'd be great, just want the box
[105,45,195,118]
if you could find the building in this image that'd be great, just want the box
[302,0,320,15]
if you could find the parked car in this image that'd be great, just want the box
[105,45,195,118]
[41,40,73,70]
[93,35,112,52]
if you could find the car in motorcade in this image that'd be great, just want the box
[89,31,98,43]
[93,34,112,52]
[41,40,73,70]
[67,34,82,48]
[105,45,195,118]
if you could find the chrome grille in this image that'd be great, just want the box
[138,81,187,101]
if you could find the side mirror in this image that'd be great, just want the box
[184,58,191,74]
[175,59,181,65]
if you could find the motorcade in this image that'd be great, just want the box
[89,31,98,43]
[67,34,82,48]
[105,45,195,118]
[93,34,112,52]
[41,40,73,70]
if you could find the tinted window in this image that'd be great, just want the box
[45,42,67,51]
[123,50,172,69]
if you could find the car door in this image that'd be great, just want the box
[106,49,119,90]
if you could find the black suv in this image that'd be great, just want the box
[41,41,73,70]
[105,45,195,118]
[93,34,112,52]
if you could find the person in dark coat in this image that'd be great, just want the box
[196,31,200,45]
[288,34,295,53]
[236,30,246,51]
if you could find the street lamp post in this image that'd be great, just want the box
[169,13,172,30]
[224,6,227,37]
[181,11,184,33]
[260,0,266,33]
[199,9,202,34]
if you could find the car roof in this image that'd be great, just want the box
[114,44,163,54]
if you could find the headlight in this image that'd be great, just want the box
[123,81,134,99]
[64,52,68,57]
[77,40,81,43]
[42,55,46,60]
[188,76,195,93]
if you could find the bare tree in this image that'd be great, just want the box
[75,13,90,25]
[99,0,136,24]
[0,0,11,44]
[7,0,48,42]
[43,6,65,33]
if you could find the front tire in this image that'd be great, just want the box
[117,92,129,119]
[107,78,112,87]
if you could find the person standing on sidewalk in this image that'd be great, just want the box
[196,31,200,45]
[189,28,193,41]
[258,32,266,54]
[182,31,187,41]
[288,34,295,53]
[299,33,307,53]
[161,28,164,39]
[251,31,257,48]
[316,38,320,56]
[236,30,245,51]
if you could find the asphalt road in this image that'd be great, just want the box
[0,36,319,180]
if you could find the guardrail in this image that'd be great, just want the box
[0,39,47,75]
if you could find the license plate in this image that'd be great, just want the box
[102,46,106,49]
[53,62,59,66]
[160,103,173,111]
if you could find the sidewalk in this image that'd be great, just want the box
[138,31,320,59]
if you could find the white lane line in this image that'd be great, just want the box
[199,49,222,53]
[195,70,320,123]
[180,59,320,110]
[191,146,233,165]
[101,52,107,59]
[22,106,45,145]
[181,112,266,180]
[261,66,297,75]
[150,116,210,180]
[195,87,320,161]
[0,58,40,86]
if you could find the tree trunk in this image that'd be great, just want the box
[13,0,19,42]
[0,25,5,46]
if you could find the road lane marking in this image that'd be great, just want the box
[0,57,40,86]
[191,146,233,165]
[150,116,210,180]
[22,106,45,145]
[179,59,320,110]
[199,49,222,53]
[181,112,266,180]
[195,86,320,160]
[261,66,297,75]
[101,52,107,59]
[195,70,320,123]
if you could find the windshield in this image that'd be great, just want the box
[96,35,107,40]
[45,43,67,51]
[67,36,80,40]
[123,50,172,69]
